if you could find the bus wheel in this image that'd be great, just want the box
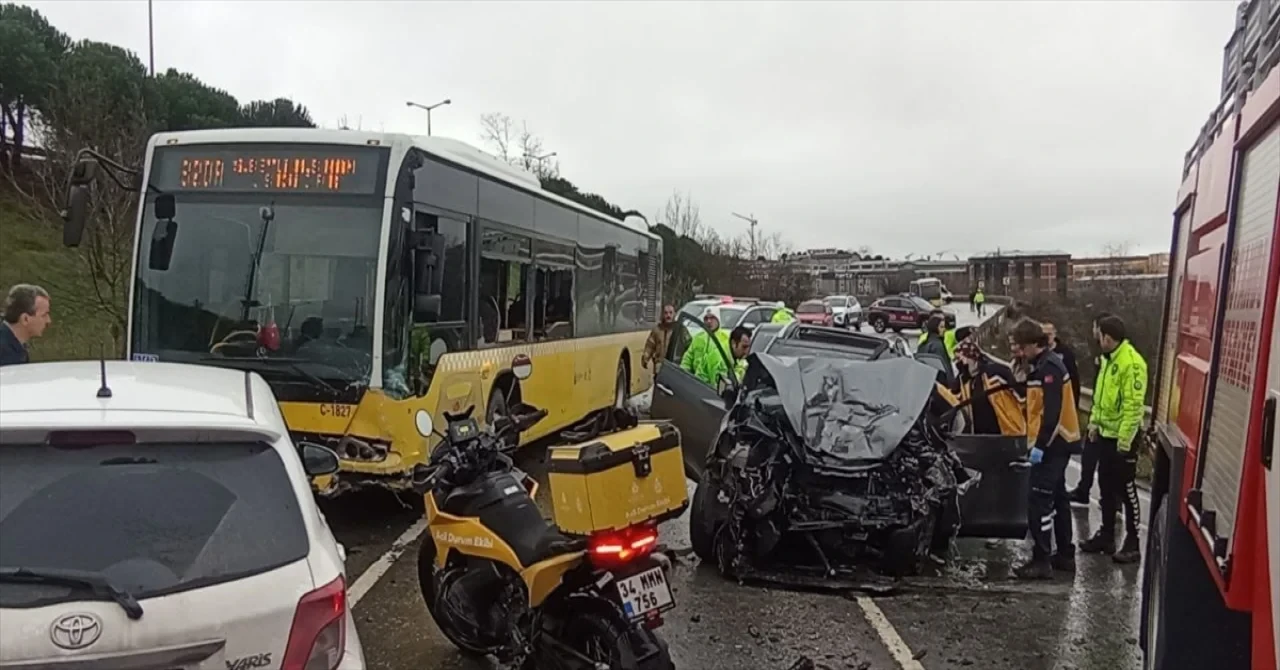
[614,359,629,410]
[487,380,519,452]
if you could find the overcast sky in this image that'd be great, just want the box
[27,0,1238,258]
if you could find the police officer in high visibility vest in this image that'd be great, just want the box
[1079,315,1147,564]
[771,302,795,324]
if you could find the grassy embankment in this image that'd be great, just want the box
[0,190,117,361]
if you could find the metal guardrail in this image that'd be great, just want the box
[966,306,1155,421]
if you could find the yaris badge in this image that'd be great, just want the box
[49,613,102,650]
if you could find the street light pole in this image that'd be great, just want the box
[147,0,155,77]
[732,212,759,258]
[405,99,452,136]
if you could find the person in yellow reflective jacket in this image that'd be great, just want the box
[702,326,752,387]
[952,338,1025,436]
[771,302,795,324]
[680,306,731,386]
[1079,315,1148,564]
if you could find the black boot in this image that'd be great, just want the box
[1079,529,1116,554]
[1013,556,1054,580]
[1112,533,1141,564]
[1051,551,1076,573]
[1067,487,1090,506]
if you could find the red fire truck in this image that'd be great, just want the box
[1141,2,1279,668]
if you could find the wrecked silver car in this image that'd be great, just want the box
[689,352,974,579]
[649,315,1033,583]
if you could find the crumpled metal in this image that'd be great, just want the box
[743,352,941,470]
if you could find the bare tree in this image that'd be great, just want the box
[478,112,560,179]
[479,112,517,162]
[656,190,702,238]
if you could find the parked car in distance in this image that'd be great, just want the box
[824,295,863,331]
[866,295,957,333]
[679,298,784,333]
[0,361,365,670]
[795,299,834,327]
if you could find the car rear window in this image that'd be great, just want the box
[718,307,746,328]
[0,441,309,608]
[797,303,825,314]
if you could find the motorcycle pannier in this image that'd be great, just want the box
[547,421,687,535]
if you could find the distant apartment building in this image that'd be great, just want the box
[787,248,971,298]
[968,249,1072,297]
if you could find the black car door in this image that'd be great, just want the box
[918,354,1030,539]
[649,313,735,477]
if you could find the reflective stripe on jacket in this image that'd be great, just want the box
[959,370,1027,436]
[1090,340,1147,451]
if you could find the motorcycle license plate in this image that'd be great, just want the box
[615,566,675,622]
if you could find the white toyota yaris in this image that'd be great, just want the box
[0,361,365,670]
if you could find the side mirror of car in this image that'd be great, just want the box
[299,442,341,477]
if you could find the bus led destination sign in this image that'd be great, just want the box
[153,143,385,194]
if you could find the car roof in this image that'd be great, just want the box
[0,361,285,437]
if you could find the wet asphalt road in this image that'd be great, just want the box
[322,305,1150,670]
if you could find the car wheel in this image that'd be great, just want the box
[872,317,887,333]
[691,470,726,562]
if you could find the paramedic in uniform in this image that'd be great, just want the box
[1009,318,1082,579]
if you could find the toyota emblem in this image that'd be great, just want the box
[49,613,102,650]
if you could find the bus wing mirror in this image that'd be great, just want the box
[414,294,442,322]
[154,193,176,219]
[61,158,100,247]
[149,219,179,272]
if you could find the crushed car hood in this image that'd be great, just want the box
[745,352,940,466]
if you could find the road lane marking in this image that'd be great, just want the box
[349,518,428,607]
[855,596,926,670]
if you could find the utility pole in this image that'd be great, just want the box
[732,212,759,258]
[406,99,452,136]
[147,0,155,77]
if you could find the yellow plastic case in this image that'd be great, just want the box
[547,421,687,536]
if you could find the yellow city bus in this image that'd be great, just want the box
[66,128,663,496]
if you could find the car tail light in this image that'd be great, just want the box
[588,525,659,568]
[282,576,346,670]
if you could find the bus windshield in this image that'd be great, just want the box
[130,193,384,397]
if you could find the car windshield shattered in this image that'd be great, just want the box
[693,352,977,584]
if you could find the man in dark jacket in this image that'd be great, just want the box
[919,315,950,363]
[1042,320,1080,401]
[1,284,52,366]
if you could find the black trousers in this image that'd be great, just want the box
[1097,437,1141,535]
[1075,437,1101,493]
[1028,449,1073,560]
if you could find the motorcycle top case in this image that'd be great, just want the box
[546,421,687,536]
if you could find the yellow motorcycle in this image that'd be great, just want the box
[411,404,676,670]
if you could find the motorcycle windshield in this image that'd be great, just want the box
[744,352,939,466]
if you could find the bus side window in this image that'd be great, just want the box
[531,266,574,341]
[409,210,469,395]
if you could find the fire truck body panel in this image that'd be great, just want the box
[1144,2,1279,665]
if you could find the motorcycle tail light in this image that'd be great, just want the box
[588,525,659,568]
